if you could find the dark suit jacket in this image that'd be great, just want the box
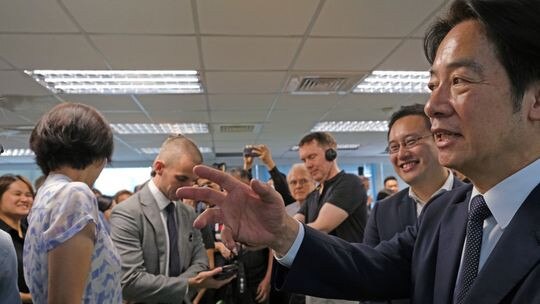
[274,183,540,304]
[364,177,465,247]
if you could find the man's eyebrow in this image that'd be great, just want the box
[430,59,485,77]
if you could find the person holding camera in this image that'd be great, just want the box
[243,144,295,206]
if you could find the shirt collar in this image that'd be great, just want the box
[471,158,540,229]
[409,170,455,205]
[148,179,176,211]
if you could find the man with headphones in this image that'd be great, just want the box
[293,132,367,304]
[293,132,367,243]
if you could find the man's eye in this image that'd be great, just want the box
[405,139,417,147]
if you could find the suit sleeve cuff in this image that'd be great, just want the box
[274,221,304,267]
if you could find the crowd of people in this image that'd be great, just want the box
[0,0,538,303]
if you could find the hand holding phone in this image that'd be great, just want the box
[243,146,260,157]
[213,264,238,280]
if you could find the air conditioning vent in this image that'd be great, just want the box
[286,73,364,95]
[219,124,261,133]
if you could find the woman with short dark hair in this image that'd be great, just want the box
[24,103,122,304]
[0,174,34,303]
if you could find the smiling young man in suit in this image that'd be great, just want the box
[364,104,464,248]
[363,104,464,304]
[177,0,540,303]
[110,135,232,303]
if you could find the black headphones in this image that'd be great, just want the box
[325,148,337,161]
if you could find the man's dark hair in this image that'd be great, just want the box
[424,0,540,111]
[387,103,431,139]
[29,103,114,175]
[384,176,397,185]
[298,132,337,148]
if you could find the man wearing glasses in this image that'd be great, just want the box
[362,104,464,303]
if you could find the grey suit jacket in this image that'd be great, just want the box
[110,183,208,304]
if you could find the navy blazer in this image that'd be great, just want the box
[364,177,465,247]
[274,183,540,303]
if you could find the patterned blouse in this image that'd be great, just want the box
[23,174,122,303]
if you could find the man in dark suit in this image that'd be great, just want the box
[363,104,464,304]
[177,0,540,303]
[364,104,464,248]
[110,135,232,303]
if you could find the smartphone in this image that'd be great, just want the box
[213,264,238,280]
[243,146,260,157]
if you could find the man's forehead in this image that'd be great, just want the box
[389,116,429,140]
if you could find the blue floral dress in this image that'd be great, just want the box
[23,174,122,303]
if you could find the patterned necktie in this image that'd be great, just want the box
[166,202,181,277]
[455,195,492,304]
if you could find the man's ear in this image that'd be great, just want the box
[153,160,165,175]
[526,81,540,121]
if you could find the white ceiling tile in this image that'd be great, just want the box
[0,35,108,69]
[0,1,78,32]
[412,2,452,38]
[148,110,209,123]
[198,0,318,35]
[101,112,152,123]
[0,58,12,69]
[205,72,286,94]
[312,0,446,37]
[266,108,326,125]
[0,95,61,122]
[0,71,52,95]
[294,38,401,70]
[378,39,430,70]
[208,94,275,110]
[211,110,267,123]
[63,0,194,34]
[92,36,199,69]
[273,94,343,111]
[64,95,141,112]
[202,37,300,70]
[137,95,207,112]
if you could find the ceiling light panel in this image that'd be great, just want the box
[0,149,35,157]
[354,70,430,93]
[24,70,203,94]
[111,123,208,134]
[137,147,212,154]
[312,121,388,132]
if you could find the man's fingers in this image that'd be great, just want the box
[220,225,237,250]
[251,178,284,207]
[193,165,249,193]
[193,207,223,229]
[176,184,225,207]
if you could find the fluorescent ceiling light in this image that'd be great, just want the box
[290,144,360,151]
[110,123,208,134]
[24,70,203,94]
[137,147,212,154]
[0,149,34,157]
[354,71,430,94]
[312,121,388,132]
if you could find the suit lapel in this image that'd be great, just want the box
[398,194,417,230]
[139,186,168,274]
[433,188,471,303]
[465,184,540,303]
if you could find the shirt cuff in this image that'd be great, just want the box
[274,221,304,267]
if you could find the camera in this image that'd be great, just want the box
[243,146,260,157]
[213,263,239,280]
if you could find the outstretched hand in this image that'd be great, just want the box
[176,165,299,255]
